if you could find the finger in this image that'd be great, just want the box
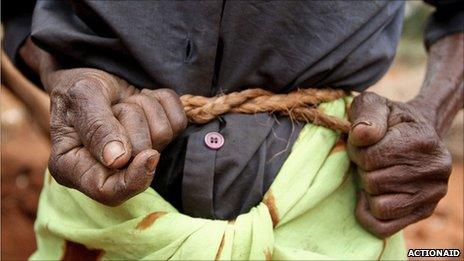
[347,141,390,171]
[49,145,159,206]
[113,103,152,157]
[48,126,82,188]
[95,149,159,205]
[347,125,412,171]
[356,191,436,238]
[49,95,82,158]
[124,94,174,151]
[387,102,423,126]
[348,92,389,147]
[367,184,448,219]
[365,192,415,220]
[66,78,132,168]
[348,121,445,171]
[358,166,423,195]
[141,88,188,136]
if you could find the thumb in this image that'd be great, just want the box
[99,149,160,206]
[348,92,390,147]
[67,74,132,168]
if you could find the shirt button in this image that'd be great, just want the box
[204,132,224,150]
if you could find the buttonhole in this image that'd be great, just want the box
[184,38,193,62]
[218,116,226,129]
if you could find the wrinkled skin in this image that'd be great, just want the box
[20,33,462,236]
[20,39,187,206]
[347,92,451,238]
[47,68,187,206]
[348,33,463,238]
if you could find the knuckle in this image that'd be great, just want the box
[436,186,448,199]
[85,118,109,146]
[124,93,153,108]
[155,88,180,100]
[172,113,188,133]
[374,226,391,238]
[357,91,375,102]
[349,149,377,172]
[413,191,428,205]
[354,92,381,108]
[93,183,124,207]
[94,192,122,207]
[360,152,376,171]
[50,92,71,117]
[436,164,452,180]
[50,88,68,105]
[111,103,125,116]
[410,129,439,152]
[67,79,94,101]
[418,205,436,219]
[47,156,71,188]
[95,175,142,206]
[362,175,379,194]
[370,199,390,219]
[438,150,453,178]
[152,125,174,147]
[376,223,398,238]
[424,148,452,180]
[127,93,147,102]
[114,102,141,117]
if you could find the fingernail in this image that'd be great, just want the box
[103,141,126,166]
[145,154,159,174]
[352,121,373,128]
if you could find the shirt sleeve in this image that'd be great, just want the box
[1,0,35,63]
[424,0,464,48]
[1,0,42,84]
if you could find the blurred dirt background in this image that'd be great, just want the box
[1,2,463,260]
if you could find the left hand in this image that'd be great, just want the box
[347,92,452,238]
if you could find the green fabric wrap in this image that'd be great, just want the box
[31,97,406,260]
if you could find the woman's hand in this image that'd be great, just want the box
[348,33,462,238]
[348,92,452,238]
[20,39,187,206]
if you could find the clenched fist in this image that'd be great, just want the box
[19,38,188,206]
[46,68,187,206]
[348,92,452,238]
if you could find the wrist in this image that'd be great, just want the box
[408,95,439,128]
[409,84,463,138]
[408,34,464,137]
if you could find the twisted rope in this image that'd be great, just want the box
[180,88,351,133]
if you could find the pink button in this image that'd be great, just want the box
[204,132,224,150]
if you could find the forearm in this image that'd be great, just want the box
[409,33,464,138]
[19,37,60,93]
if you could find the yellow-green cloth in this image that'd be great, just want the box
[31,97,406,260]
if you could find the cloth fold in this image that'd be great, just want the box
[31,97,406,260]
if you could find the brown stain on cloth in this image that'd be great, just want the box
[61,240,104,261]
[263,190,279,228]
[264,248,273,261]
[215,233,226,261]
[329,137,346,155]
[135,211,167,230]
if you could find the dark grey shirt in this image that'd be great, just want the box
[31,1,406,93]
[10,0,461,219]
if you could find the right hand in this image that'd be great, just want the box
[47,68,187,206]
[20,39,187,206]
